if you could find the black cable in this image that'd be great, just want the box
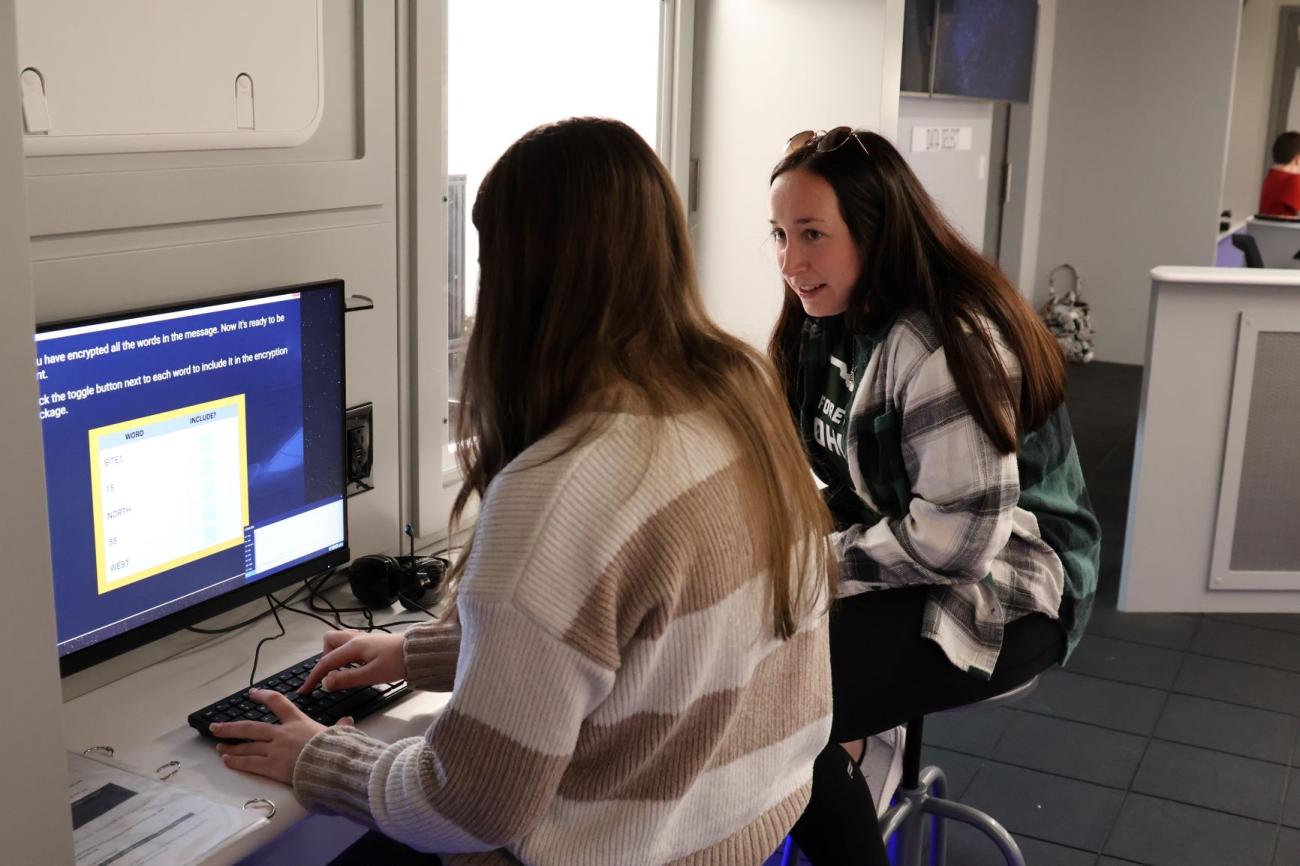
[270,596,342,631]
[248,597,286,687]
[306,571,372,627]
[303,569,384,631]
[186,580,314,635]
[397,592,437,618]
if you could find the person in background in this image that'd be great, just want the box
[1259,131,1300,217]
[767,127,1101,865]
[209,117,836,866]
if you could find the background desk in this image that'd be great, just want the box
[1122,266,1300,611]
[61,585,452,866]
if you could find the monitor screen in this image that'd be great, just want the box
[36,281,348,675]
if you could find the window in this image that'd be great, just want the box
[444,0,665,471]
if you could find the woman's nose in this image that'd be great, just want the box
[781,245,806,277]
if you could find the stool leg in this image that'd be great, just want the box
[921,798,1025,866]
[918,766,947,866]
[893,718,928,866]
[892,783,929,866]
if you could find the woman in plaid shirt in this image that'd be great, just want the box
[767,128,1101,865]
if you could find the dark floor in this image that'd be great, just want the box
[777,361,1300,865]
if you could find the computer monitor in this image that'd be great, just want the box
[36,280,349,676]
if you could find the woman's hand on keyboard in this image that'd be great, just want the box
[299,630,407,695]
[213,691,350,784]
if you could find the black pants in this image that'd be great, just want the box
[326,831,442,865]
[790,587,1066,866]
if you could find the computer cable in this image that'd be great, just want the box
[248,597,286,687]
[185,578,317,636]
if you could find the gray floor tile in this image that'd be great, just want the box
[922,705,1016,756]
[1275,826,1300,866]
[1154,693,1297,765]
[1131,739,1286,822]
[1066,634,1184,690]
[919,745,981,800]
[1207,612,1300,636]
[1012,836,1098,866]
[1103,793,1276,866]
[1282,768,1300,828]
[1096,860,1148,866]
[1175,654,1300,716]
[1020,668,1166,735]
[1192,618,1300,674]
[925,827,1096,866]
[991,711,1146,788]
[1086,606,1199,651]
[959,760,1125,851]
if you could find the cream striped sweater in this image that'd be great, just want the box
[293,412,832,865]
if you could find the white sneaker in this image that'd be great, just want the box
[860,724,907,818]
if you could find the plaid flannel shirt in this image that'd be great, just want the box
[798,311,1098,677]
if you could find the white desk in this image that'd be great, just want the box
[1121,266,1300,611]
[61,587,452,866]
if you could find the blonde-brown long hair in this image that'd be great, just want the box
[441,118,833,638]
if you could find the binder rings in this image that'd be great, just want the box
[68,746,273,865]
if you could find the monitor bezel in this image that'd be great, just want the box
[37,279,350,677]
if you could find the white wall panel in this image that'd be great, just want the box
[0,0,74,860]
[689,0,904,348]
[16,0,324,154]
[1032,0,1240,364]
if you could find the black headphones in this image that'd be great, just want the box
[347,554,447,610]
[347,524,448,610]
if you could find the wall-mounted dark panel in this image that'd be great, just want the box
[933,0,1037,103]
[901,0,936,94]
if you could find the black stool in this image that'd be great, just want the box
[878,676,1039,866]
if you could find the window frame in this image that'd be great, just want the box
[402,0,694,546]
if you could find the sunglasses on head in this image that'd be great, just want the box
[783,127,871,159]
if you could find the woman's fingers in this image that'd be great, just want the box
[322,630,362,652]
[216,741,270,758]
[320,662,375,693]
[250,689,303,720]
[220,753,273,775]
[300,644,363,694]
[209,720,274,741]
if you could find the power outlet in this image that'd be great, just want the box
[345,402,373,494]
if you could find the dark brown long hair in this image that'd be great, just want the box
[768,130,1064,454]
[444,118,834,637]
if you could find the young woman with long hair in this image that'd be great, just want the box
[767,128,1100,864]
[209,117,836,866]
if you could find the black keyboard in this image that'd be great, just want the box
[188,652,411,739]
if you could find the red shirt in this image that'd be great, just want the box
[1260,168,1300,216]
